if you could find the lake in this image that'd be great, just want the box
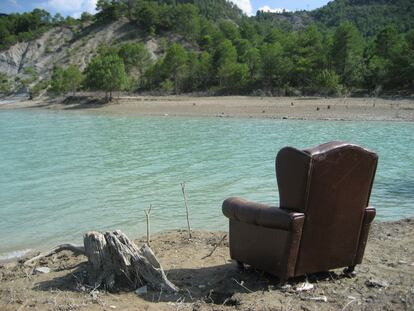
[0,109,413,259]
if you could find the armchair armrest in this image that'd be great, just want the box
[355,206,376,264]
[362,207,376,224]
[222,197,304,230]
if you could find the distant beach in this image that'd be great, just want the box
[1,95,414,121]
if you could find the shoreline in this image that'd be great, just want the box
[1,216,412,266]
[1,95,414,121]
[1,218,413,310]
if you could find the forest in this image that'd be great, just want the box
[1,0,413,98]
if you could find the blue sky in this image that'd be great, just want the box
[0,0,331,18]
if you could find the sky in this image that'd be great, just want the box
[0,0,332,18]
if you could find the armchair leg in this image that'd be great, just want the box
[278,277,288,285]
[343,265,356,277]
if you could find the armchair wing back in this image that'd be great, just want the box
[223,141,378,280]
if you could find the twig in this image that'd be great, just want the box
[207,289,214,303]
[232,278,253,293]
[17,300,29,311]
[185,288,193,301]
[342,298,358,311]
[201,234,227,259]
[158,286,163,302]
[144,204,152,245]
[180,182,192,239]
[53,289,62,307]
[24,244,85,265]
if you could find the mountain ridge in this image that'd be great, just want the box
[0,0,413,97]
[256,0,414,35]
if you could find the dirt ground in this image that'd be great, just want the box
[1,95,414,121]
[0,218,413,311]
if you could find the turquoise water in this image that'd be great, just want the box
[0,109,413,258]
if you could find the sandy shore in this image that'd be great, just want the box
[0,218,413,311]
[1,95,414,121]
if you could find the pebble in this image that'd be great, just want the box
[366,278,389,288]
[295,282,314,292]
[281,284,292,290]
[33,267,51,274]
[305,296,327,302]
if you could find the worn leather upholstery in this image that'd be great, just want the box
[222,197,304,230]
[222,141,378,280]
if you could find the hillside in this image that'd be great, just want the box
[256,0,414,36]
[0,0,413,98]
[0,20,166,81]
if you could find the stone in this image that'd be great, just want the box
[34,266,51,274]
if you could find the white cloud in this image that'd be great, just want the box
[8,0,19,6]
[230,0,253,16]
[258,5,290,13]
[41,0,97,17]
[71,0,97,18]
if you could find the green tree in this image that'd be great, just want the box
[85,53,128,101]
[96,0,122,22]
[118,42,152,75]
[218,62,249,93]
[161,43,188,94]
[239,19,261,46]
[331,22,365,87]
[0,73,12,95]
[287,26,325,89]
[50,65,83,95]
[214,39,237,68]
[52,13,64,24]
[259,43,290,90]
[194,51,213,90]
[143,61,164,90]
[80,12,93,23]
[133,2,160,32]
[264,28,286,45]
[50,66,65,94]
[240,46,261,80]
[29,79,49,99]
[219,20,240,42]
[63,65,83,95]
[374,25,400,59]
[385,28,414,89]
[173,4,201,41]
[313,69,342,95]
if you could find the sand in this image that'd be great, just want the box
[0,218,413,311]
[1,95,414,121]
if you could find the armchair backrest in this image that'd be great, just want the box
[276,141,378,275]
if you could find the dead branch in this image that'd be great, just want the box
[180,182,192,239]
[201,234,227,259]
[24,244,85,266]
[144,204,152,245]
[232,278,253,293]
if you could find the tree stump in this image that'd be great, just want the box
[83,230,178,293]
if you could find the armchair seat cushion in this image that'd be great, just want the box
[222,197,304,230]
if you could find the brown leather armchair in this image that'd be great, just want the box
[222,141,378,281]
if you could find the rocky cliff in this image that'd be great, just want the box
[0,19,160,93]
